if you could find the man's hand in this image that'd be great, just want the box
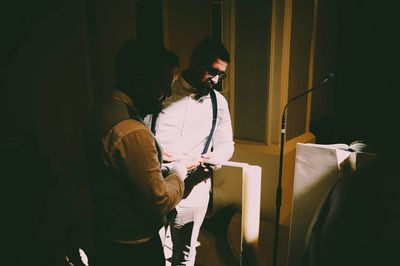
[179,156,200,172]
[162,150,176,163]
[200,153,222,170]
[163,150,200,171]
[183,162,214,199]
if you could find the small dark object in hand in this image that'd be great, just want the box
[183,163,214,198]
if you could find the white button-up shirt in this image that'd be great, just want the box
[145,75,234,206]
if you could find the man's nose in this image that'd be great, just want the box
[211,75,219,84]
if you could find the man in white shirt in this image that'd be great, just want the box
[146,38,234,265]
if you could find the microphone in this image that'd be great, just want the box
[285,72,334,109]
[272,72,334,266]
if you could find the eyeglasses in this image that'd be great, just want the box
[206,66,227,80]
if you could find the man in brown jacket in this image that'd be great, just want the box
[85,39,187,266]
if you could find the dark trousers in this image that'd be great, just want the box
[92,229,165,266]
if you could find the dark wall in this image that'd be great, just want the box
[1,0,136,264]
[334,0,399,148]
[234,0,272,142]
[2,0,398,263]
[311,0,399,150]
[286,0,315,140]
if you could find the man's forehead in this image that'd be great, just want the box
[159,66,175,81]
[210,58,228,70]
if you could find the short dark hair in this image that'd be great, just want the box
[114,39,179,90]
[189,38,230,68]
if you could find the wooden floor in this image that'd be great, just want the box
[166,209,290,266]
[164,207,238,266]
[32,208,289,266]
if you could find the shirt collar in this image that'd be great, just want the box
[110,89,145,123]
[111,89,134,108]
[175,75,211,101]
[177,75,196,96]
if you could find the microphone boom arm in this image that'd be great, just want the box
[272,73,334,266]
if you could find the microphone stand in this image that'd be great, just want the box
[272,73,333,266]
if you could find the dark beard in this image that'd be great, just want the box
[135,92,163,117]
[194,80,213,100]
[146,101,163,115]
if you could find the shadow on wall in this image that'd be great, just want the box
[1,1,96,265]
[3,130,94,266]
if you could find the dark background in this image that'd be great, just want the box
[1,0,399,265]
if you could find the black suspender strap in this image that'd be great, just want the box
[205,89,217,215]
[151,89,218,153]
[150,112,159,135]
[202,89,218,154]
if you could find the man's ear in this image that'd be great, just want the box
[133,77,146,93]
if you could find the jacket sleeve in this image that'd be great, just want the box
[103,120,183,216]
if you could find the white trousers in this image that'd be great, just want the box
[170,180,210,266]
